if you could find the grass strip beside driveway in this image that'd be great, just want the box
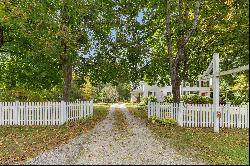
[113,109,128,132]
[127,105,249,165]
[0,105,109,165]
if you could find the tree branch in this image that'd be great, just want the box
[178,0,184,30]
[174,0,185,72]
[0,49,21,54]
[182,0,201,46]
[0,49,9,53]
[165,0,173,72]
[180,47,188,81]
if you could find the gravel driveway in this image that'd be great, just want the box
[24,103,205,165]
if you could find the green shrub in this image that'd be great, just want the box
[163,95,173,103]
[149,116,160,124]
[163,94,212,104]
[138,102,147,111]
[160,118,177,126]
[181,94,212,104]
[149,116,177,126]
[143,96,157,105]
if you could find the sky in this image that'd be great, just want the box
[111,11,143,41]
[137,11,143,23]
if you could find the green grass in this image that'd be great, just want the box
[94,103,112,107]
[124,102,138,107]
[0,105,109,165]
[127,105,249,165]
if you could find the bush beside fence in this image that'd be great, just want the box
[0,100,93,125]
[148,102,249,128]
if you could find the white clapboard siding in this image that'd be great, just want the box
[0,100,93,126]
[148,102,249,129]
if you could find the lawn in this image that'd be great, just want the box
[0,105,110,165]
[127,105,249,165]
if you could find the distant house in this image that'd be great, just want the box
[130,78,211,102]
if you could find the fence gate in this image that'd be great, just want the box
[199,53,249,133]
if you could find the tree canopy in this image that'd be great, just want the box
[0,0,248,102]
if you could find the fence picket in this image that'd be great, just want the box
[3,102,5,125]
[193,104,195,127]
[34,102,37,125]
[58,102,60,124]
[228,104,231,128]
[183,104,186,127]
[25,102,27,125]
[247,104,249,128]
[19,102,22,125]
[161,102,163,119]
[74,101,76,120]
[187,105,189,127]
[5,102,7,125]
[147,102,249,129]
[230,106,233,128]
[0,102,2,125]
[9,102,11,125]
[5,102,9,125]
[76,101,78,119]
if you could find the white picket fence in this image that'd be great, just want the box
[0,100,93,125]
[148,102,249,128]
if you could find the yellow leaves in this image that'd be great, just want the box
[14,139,19,144]
[13,8,23,18]
[224,0,233,7]
[80,77,93,100]
[2,15,9,22]
[231,74,249,92]
[224,0,234,21]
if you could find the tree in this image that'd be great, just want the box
[116,83,131,101]
[137,0,249,102]
[101,84,119,103]
[164,0,201,103]
[0,0,117,101]
[0,0,248,103]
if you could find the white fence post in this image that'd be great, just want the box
[90,100,93,116]
[84,101,87,118]
[80,101,84,118]
[247,103,249,128]
[60,101,66,124]
[156,102,160,118]
[178,101,183,127]
[226,102,231,128]
[0,102,2,125]
[148,102,151,118]
[86,101,89,117]
[15,101,19,125]
[213,53,220,133]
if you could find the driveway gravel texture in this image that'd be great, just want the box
[23,103,206,165]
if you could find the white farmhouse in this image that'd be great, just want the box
[131,77,212,102]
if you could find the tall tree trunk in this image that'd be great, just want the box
[172,77,181,103]
[165,0,201,103]
[62,60,72,101]
[60,0,72,102]
[171,74,181,103]
[61,38,72,102]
